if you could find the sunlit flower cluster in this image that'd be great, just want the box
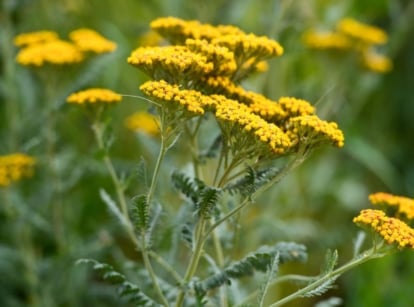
[124,111,160,136]
[0,153,36,187]
[69,28,117,53]
[353,209,414,249]
[128,17,344,159]
[369,192,414,220]
[66,88,122,105]
[303,18,392,73]
[15,29,116,67]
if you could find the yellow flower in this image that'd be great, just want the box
[138,30,164,47]
[139,80,205,115]
[302,30,351,50]
[127,46,213,82]
[337,18,388,45]
[369,192,414,220]
[124,112,160,136]
[14,30,59,47]
[150,16,244,44]
[0,153,36,187]
[287,115,344,148]
[69,28,117,54]
[213,95,291,155]
[277,97,316,118]
[353,209,414,249]
[16,40,83,66]
[66,88,122,105]
[185,39,237,76]
[361,51,392,73]
[212,33,284,61]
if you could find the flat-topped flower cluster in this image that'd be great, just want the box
[354,192,414,249]
[14,28,116,67]
[128,17,344,160]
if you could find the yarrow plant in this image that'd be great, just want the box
[13,16,412,307]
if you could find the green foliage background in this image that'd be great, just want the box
[1,0,413,306]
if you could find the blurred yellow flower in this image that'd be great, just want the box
[14,30,59,47]
[16,40,83,66]
[67,88,122,105]
[124,112,160,136]
[361,51,392,73]
[0,153,36,187]
[69,28,117,54]
[302,30,351,50]
[337,18,388,45]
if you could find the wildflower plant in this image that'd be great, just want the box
[11,15,412,307]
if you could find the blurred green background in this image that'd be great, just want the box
[1,0,414,306]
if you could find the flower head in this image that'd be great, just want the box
[302,30,351,50]
[69,28,117,54]
[337,18,388,45]
[0,153,36,187]
[14,30,59,47]
[185,39,237,76]
[353,209,414,249]
[16,40,83,66]
[369,192,414,220]
[213,95,292,155]
[361,51,392,73]
[127,46,213,83]
[150,16,243,44]
[139,80,205,115]
[124,112,160,136]
[66,88,122,105]
[287,115,344,148]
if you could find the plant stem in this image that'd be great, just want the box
[175,217,207,307]
[149,251,183,285]
[92,121,170,305]
[267,246,387,307]
[141,233,170,306]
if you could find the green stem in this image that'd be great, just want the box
[149,251,183,285]
[175,217,207,307]
[92,120,169,305]
[141,234,170,306]
[268,246,387,307]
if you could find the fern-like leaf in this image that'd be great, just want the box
[171,171,199,202]
[99,188,128,227]
[131,194,149,231]
[197,242,307,292]
[301,275,339,298]
[257,252,279,307]
[224,166,281,197]
[320,249,338,275]
[77,258,159,306]
[197,187,221,219]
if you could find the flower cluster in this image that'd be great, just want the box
[66,88,122,105]
[369,192,414,220]
[303,18,392,73]
[127,17,344,160]
[0,153,36,187]
[353,209,414,249]
[354,192,414,249]
[69,28,117,53]
[15,28,116,67]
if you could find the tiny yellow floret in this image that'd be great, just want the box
[69,28,117,53]
[14,30,59,47]
[0,153,36,187]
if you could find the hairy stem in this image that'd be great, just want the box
[175,217,207,307]
[268,246,387,307]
